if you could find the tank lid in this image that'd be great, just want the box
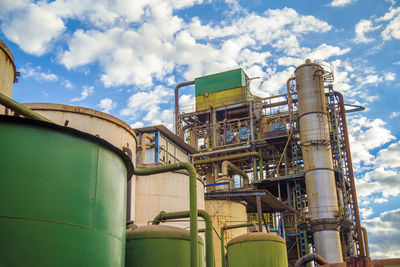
[126,225,204,245]
[227,232,285,247]
[0,39,17,82]
[294,59,323,73]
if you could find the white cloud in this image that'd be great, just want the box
[179,94,195,113]
[71,85,94,102]
[390,111,400,118]
[376,141,400,168]
[97,98,117,113]
[360,207,373,219]
[353,19,381,43]
[130,121,144,129]
[363,209,400,258]
[330,0,355,7]
[348,116,395,168]
[1,3,65,55]
[20,65,59,82]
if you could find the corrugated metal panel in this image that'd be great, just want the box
[195,68,247,96]
[195,86,248,111]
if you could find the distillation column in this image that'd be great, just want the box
[295,60,343,262]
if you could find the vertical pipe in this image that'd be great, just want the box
[256,195,263,232]
[258,148,264,180]
[133,163,198,267]
[174,80,195,136]
[286,182,292,208]
[334,91,364,256]
[152,210,215,267]
[295,60,342,262]
[220,223,258,267]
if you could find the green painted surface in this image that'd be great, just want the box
[195,68,247,96]
[227,233,288,267]
[126,225,204,267]
[0,118,132,267]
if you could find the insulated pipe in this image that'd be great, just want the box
[294,253,329,267]
[133,163,198,267]
[361,226,370,258]
[258,148,264,180]
[140,133,154,164]
[295,60,342,262]
[220,223,258,267]
[221,160,249,185]
[174,80,195,135]
[194,152,258,165]
[0,92,52,123]
[334,91,364,256]
[152,210,215,267]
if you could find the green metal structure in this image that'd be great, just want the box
[0,116,133,267]
[125,225,204,267]
[227,232,288,267]
[194,68,247,96]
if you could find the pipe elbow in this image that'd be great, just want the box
[294,253,329,267]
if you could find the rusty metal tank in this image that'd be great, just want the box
[0,39,18,114]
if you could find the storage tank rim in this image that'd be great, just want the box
[0,115,134,179]
[0,39,17,81]
[294,61,323,73]
[23,102,137,146]
[126,225,204,245]
[227,232,285,247]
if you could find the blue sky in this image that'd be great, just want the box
[1,0,399,259]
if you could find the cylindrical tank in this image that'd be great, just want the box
[0,115,134,266]
[295,60,342,262]
[227,232,288,267]
[205,200,247,267]
[126,225,204,267]
[0,39,17,114]
[134,163,205,229]
[22,103,137,221]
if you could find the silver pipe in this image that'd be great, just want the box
[295,59,343,262]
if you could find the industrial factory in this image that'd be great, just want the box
[0,38,398,267]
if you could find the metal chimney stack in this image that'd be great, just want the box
[295,59,343,262]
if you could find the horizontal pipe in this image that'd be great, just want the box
[194,152,258,165]
[152,210,214,267]
[294,253,329,267]
[221,223,258,267]
[133,163,198,267]
[191,145,251,158]
[0,92,52,123]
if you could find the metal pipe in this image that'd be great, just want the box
[296,60,342,262]
[334,91,364,256]
[0,92,52,122]
[133,163,198,267]
[294,253,329,267]
[152,210,214,267]
[220,223,258,267]
[221,160,249,185]
[191,145,251,158]
[175,80,195,135]
[140,133,154,164]
[256,195,263,232]
[194,152,258,165]
[258,148,264,180]
[361,226,370,258]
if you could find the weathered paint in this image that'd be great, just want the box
[0,39,17,114]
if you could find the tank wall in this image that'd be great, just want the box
[23,103,137,220]
[0,118,130,266]
[134,169,205,228]
[0,40,16,114]
[205,200,247,267]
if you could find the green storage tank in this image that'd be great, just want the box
[126,225,204,267]
[227,232,288,267]
[0,116,134,267]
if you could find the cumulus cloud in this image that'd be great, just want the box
[353,19,381,43]
[71,85,94,102]
[330,0,355,7]
[348,116,395,168]
[390,111,400,118]
[97,98,117,113]
[20,65,59,82]
[363,209,400,258]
